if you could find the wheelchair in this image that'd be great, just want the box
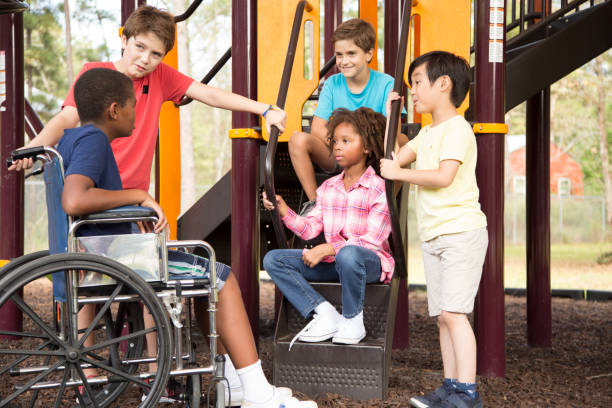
[0,146,227,407]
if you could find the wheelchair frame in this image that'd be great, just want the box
[0,146,226,407]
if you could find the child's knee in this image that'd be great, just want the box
[335,247,363,270]
[287,130,310,152]
[438,310,466,326]
[262,249,283,272]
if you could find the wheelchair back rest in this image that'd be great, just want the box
[43,156,68,255]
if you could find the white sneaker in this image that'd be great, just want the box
[332,314,366,344]
[225,385,292,407]
[241,386,317,408]
[288,313,342,350]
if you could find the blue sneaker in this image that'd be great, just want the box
[410,385,453,408]
[434,391,482,408]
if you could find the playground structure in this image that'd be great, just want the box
[1,0,611,404]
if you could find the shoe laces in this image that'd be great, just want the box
[289,314,321,351]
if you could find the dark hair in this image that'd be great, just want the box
[332,18,376,54]
[408,51,471,108]
[74,68,134,123]
[326,107,386,174]
[123,5,175,54]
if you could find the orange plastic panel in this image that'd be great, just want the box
[359,0,378,70]
[257,0,320,142]
[404,1,471,126]
[158,32,181,240]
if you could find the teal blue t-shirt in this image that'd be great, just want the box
[314,68,396,120]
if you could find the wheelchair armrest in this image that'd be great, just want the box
[80,205,157,221]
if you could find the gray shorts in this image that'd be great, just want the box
[421,228,488,317]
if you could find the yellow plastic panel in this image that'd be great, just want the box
[359,0,378,70]
[158,32,181,240]
[404,1,471,126]
[258,0,320,142]
[0,260,9,268]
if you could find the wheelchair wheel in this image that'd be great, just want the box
[0,253,172,408]
[185,374,201,408]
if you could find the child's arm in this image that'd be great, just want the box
[381,152,460,188]
[62,174,168,233]
[261,191,324,240]
[8,107,80,171]
[261,191,290,217]
[302,243,335,268]
[184,82,287,133]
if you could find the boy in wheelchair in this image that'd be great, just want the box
[58,67,316,408]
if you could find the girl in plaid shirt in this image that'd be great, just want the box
[263,107,393,346]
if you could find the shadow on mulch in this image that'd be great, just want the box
[1,279,610,407]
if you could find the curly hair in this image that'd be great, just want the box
[326,107,386,174]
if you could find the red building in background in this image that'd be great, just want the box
[509,141,584,195]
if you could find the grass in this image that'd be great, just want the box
[407,242,612,290]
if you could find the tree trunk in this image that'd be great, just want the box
[174,0,196,213]
[63,0,74,86]
[594,57,612,227]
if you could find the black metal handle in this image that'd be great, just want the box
[173,0,204,22]
[176,47,232,107]
[384,0,412,279]
[264,1,310,249]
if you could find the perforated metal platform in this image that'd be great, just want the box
[273,281,399,400]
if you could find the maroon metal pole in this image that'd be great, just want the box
[384,0,409,350]
[0,10,26,336]
[324,0,342,76]
[526,89,552,347]
[473,0,506,377]
[121,0,136,25]
[384,0,401,76]
[231,0,260,342]
[525,0,552,349]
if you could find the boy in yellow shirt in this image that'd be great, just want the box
[381,51,488,408]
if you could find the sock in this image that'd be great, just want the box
[223,354,241,390]
[236,360,274,403]
[443,378,457,391]
[456,381,477,399]
[314,301,338,318]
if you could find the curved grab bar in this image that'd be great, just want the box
[319,55,336,78]
[174,0,204,22]
[25,99,44,139]
[384,0,412,279]
[176,47,232,107]
[264,1,310,249]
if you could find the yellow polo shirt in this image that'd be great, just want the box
[407,115,487,242]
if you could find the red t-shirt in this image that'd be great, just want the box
[63,62,194,191]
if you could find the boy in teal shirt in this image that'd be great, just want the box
[289,18,407,211]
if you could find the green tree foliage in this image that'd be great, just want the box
[23,0,67,123]
[24,0,115,125]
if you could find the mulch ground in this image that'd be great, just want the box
[2,279,610,407]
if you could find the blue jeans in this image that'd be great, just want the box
[263,245,381,319]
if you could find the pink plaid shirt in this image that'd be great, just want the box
[282,166,395,283]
